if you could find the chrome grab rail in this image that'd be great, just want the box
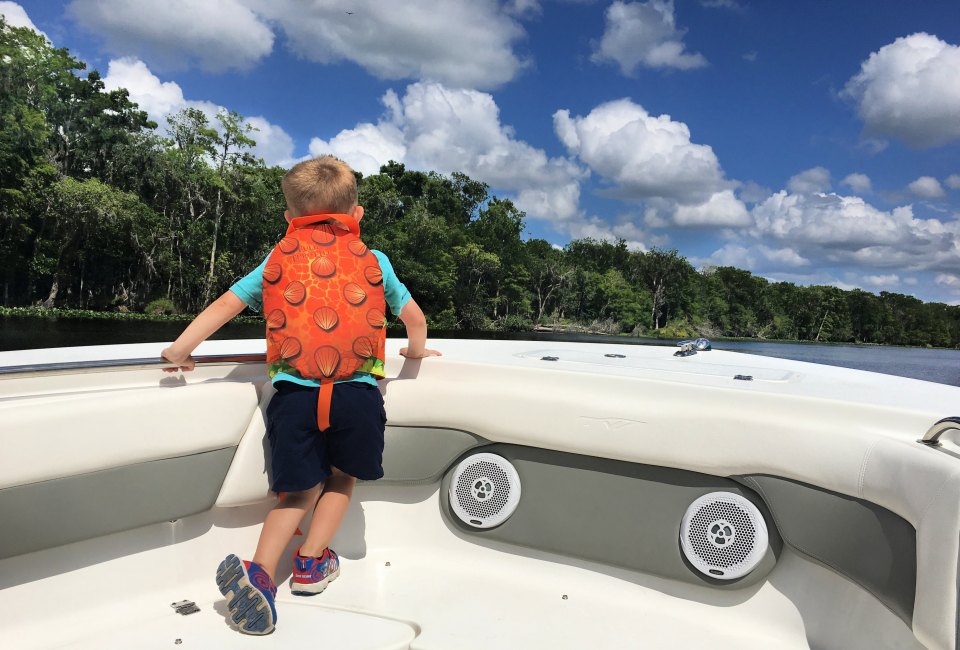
[0,353,267,378]
[917,417,960,447]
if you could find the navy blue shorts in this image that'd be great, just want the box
[266,381,386,492]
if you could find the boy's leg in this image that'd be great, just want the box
[299,467,356,556]
[216,488,326,635]
[252,484,322,580]
[298,383,383,556]
[289,468,354,596]
[289,383,382,595]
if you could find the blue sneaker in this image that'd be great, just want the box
[290,547,340,595]
[215,554,277,635]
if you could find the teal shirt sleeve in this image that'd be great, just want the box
[229,254,269,312]
[373,250,411,316]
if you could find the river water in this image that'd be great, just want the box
[1,315,958,386]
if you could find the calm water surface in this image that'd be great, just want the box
[2,315,958,386]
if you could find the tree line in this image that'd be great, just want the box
[2,20,958,348]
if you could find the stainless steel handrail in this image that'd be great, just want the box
[918,417,960,447]
[0,353,267,378]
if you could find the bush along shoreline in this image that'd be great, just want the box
[0,306,264,325]
[3,306,957,350]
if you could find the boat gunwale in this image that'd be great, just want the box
[0,353,266,379]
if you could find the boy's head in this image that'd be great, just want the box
[282,155,358,217]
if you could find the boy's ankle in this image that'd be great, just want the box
[250,557,278,582]
[297,545,328,560]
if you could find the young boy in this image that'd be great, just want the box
[161,155,440,635]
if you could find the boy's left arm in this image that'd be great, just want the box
[161,291,248,372]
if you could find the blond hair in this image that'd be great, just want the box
[282,155,358,216]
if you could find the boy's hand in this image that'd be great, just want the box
[399,347,442,359]
[161,347,196,372]
[158,292,247,373]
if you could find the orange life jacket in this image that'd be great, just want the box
[262,213,386,432]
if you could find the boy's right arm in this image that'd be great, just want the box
[160,291,248,371]
[398,298,441,359]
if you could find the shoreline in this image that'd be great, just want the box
[2,306,956,351]
[0,306,264,325]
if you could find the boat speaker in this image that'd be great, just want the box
[449,453,521,529]
[680,492,768,580]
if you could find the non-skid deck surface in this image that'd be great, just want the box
[31,555,801,650]
[4,485,919,650]
[58,603,415,649]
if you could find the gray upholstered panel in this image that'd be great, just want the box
[0,448,236,559]
[379,426,486,484]
[738,474,916,622]
[441,444,781,589]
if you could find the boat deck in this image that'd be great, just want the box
[3,339,953,649]
[5,484,918,650]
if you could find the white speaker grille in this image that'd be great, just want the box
[449,453,521,528]
[680,492,768,580]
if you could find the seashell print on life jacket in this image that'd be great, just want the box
[261,214,387,383]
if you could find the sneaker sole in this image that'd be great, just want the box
[290,566,341,596]
[216,554,276,635]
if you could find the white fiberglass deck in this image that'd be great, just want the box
[5,483,917,650]
[3,339,956,649]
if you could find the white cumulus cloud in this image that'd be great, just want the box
[308,82,585,221]
[907,176,946,199]
[309,121,407,180]
[787,166,831,194]
[703,189,960,298]
[863,273,900,286]
[946,174,960,190]
[750,191,960,273]
[69,0,532,86]
[102,58,295,166]
[701,243,810,271]
[244,116,298,170]
[505,0,543,17]
[102,58,192,117]
[935,273,960,303]
[244,0,527,89]
[936,273,960,288]
[559,215,651,252]
[841,173,871,194]
[554,98,727,203]
[554,98,750,229]
[68,0,274,71]
[593,0,707,74]
[843,32,960,148]
[0,1,46,37]
[738,180,772,204]
[672,190,751,227]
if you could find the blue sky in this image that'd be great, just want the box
[7,0,960,303]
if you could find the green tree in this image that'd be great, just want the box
[203,110,258,303]
[452,242,500,329]
[524,239,572,324]
[635,248,694,330]
[806,286,853,342]
[846,289,885,343]
[469,198,529,321]
[31,177,162,308]
[702,267,770,338]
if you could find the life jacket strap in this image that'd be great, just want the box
[286,213,360,236]
[317,379,334,432]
